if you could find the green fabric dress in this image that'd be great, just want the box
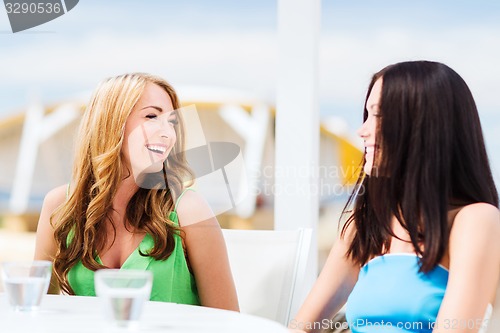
[67,189,200,305]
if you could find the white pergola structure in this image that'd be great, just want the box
[9,102,81,214]
[275,0,320,305]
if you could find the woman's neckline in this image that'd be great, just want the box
[364,253,449,272]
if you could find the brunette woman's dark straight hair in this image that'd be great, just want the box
[341,61,499,273]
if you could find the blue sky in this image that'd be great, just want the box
[1,0,499,183]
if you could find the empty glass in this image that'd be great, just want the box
[0,260,52,312]
[94,269,153,328]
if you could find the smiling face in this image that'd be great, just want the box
[122,83,178,180]
[357,77,383,176]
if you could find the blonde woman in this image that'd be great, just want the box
[35,73,239,311]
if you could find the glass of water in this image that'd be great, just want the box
[0,260,52,312]
[94,269,153,328]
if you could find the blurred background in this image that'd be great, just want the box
[1,0,500,255]
[1,1,499,330]
[0,0,499,301]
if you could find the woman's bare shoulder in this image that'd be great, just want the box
[44,184,68,208]
[38,185,69,224]
[176,189,216,227]
[450,202,500,251]
[453,202,499,228]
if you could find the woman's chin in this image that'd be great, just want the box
[131,163,166,187]
[143,162,165,174]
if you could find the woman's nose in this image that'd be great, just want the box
[357,121,369,139]
[161,121,176,139]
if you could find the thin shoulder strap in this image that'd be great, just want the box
[168,187,196,225]
[66,183,70,200]
[174,187,196,213]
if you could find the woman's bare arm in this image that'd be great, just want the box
[176,190,239,311]
[34,184,66,294]
[434,203,500,333]
[290,223,359,332]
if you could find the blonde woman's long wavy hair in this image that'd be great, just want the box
[52,73,193,294]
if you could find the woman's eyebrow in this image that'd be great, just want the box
[140,105,163,112]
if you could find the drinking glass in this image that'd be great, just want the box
[94,269,153,328]
[0,260,52,311]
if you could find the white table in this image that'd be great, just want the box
[0,294,289,333]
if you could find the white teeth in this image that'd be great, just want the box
[365,146,375,153]
[146,145,167,154]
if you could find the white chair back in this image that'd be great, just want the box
[222,228,312,326]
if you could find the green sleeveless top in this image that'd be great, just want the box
[67,188,200,305]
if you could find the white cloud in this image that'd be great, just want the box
[0,30,277,97]
[319,26,500,116]
[2,24,499,114]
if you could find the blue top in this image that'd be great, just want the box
[346,254,449,333]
